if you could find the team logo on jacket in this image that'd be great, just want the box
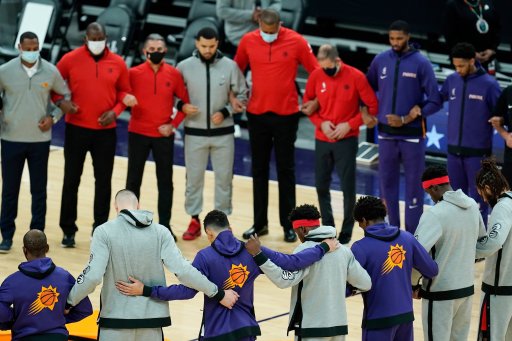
[402,72,417,78]
[40,82,49,88]
[468,94,484,101]
[223,263,250,289]
[320,82,327,93]
[381,244,406,275]
[450,88,456,100]
[28,285,60,315]
[380,67,387,79]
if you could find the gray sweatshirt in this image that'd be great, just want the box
[415,189,486,299]
[216,0,282,46]
[0,56,69,142]
[177,51,247,136]
[476,192,512,293]
[67,209,221,329]
[255,225,371,337]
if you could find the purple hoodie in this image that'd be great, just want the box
[351,223,438,330]
[367,48,442,139]
[441,67,501,156]
[144,230,329,341]
[0,257,93,340]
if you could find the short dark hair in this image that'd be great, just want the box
[353,196,387,222]
[317,44,339,61]
[23,230,48,258]
[476,157,510,199]
[288,204,321,222]
[86,22,106,36]
[196,27,218,40]
[203,210,230,231]
[389,20,410,34]
[422,165,448,182]
[260,8,280,26]
[450,42,476,60]
[20,31,38,44]
[144,33,166,47]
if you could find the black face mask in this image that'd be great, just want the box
[323,66,338,77]
[147,51,165,64]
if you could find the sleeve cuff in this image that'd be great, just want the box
[220,107,230,118]
[253,252,269,266]
[212,289,225,301]
[319,242,330,254]
[142,285,153,297]
[65,303,73,310]
[176,100,184,112]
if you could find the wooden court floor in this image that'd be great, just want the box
[0,147,484,340]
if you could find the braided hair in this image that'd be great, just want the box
[476,158,510,204]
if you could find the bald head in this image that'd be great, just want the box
[23,230,49,260]
[260,9,280,26]
[115,189,139,212]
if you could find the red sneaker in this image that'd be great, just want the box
[183,218,201,240]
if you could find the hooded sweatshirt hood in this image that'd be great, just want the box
[441,189,474,209]
[119,209,153,228]
[364,222,400,241]
[18,257,56,279]
[212,230,244,257]
[304,225,337,241]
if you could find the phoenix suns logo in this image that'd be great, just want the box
[28,285,60,315]
[381,244,406,275]
[223,263,250,289]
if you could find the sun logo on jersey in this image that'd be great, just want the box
[223,264,250,289]
[381,244,406,275]
[28,285,60,315]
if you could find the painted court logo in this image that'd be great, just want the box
[223,264,250,289]
[381,244,406,275]
[28,285,60,315]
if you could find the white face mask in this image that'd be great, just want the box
[20,50,40,64]
[260,31,278,43]
[87,40,106,55]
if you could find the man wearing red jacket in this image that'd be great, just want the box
[56,23,134,247]
[304,45,378,244]
[125,34,195,240]
[235,9,318,242]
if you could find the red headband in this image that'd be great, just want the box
[422,175,450,189]
[292,219,320,229]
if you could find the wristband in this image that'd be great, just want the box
[401,116,405,124]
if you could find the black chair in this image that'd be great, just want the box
[280,0,305,32]
[96,4,134,59]
[168,0,222,63]
[0,0,62,63]
[0,0,23,62]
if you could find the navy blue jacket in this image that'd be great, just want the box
[351,223,438,330]
[0,258,93,340]
[367,48,442,138]
[441,68,501,156]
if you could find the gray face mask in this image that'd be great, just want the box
[260,31,278,43]
[20,50,39,64]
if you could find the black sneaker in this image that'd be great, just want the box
[61,233,76,248]
[0,239,13,253]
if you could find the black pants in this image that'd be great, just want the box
[0,140,50,240]
[315,137,358,238]
[247,112,299,232]
[60,124,116,234]
[126,132,174,228]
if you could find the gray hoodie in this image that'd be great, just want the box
[415,189,486,298]
[67,209,221,329]
[0,56,69,142]
[177,51,247,136]
[476,192,512,293]
[255,225,371,337]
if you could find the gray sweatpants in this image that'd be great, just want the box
[98,327,163,341]
[421,296,473,341]
[478,294,512,340]
[184,134,234,216]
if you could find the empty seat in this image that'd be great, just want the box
[96,4,134,58]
